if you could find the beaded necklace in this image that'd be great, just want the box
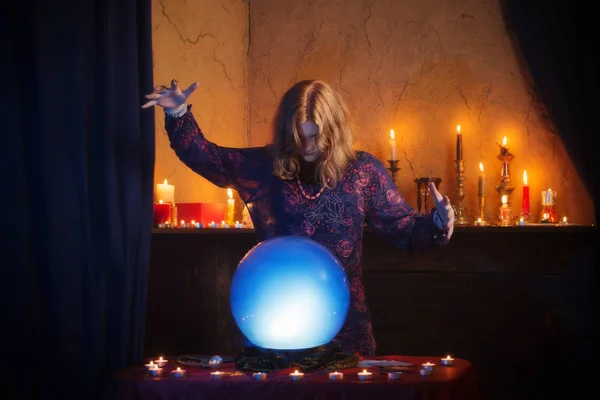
[296,176,330,200]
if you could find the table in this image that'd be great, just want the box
[108,355,479,400]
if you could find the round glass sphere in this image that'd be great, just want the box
[230,236,350,350]
[208,355,223,369]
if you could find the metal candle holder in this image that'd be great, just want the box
[496,145,515,224]
[387,160,400,181]
[477,195,488,225]
[454,159,469,226]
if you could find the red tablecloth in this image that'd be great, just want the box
[108,355,479,400]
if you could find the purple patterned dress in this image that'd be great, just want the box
[166,106,450,356]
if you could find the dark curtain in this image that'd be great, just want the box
[502,3,598,398]
[3,0,154,398]
[502,0,599,219]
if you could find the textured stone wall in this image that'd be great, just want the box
[152,0,594,224]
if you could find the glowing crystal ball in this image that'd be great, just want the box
[230,236,350,350]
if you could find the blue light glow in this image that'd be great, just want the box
[230,236,350,350]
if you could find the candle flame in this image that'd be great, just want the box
[294,370,299,374]
[523,170,528,185]
[479,162,484,172]
[191,220,195,224]
[456,125,461,133]
[363,369,367,373]
[502,136,507,146]
[390,129,395,140]
[227,188,233,199]
[477,218,481,222]
[159,199,163,204]
[177,367,181,371]
[501,195,507,205]
[563,216,567,222]
[520,217,524,222]
[181,220,184,224]
[163,179,168,185]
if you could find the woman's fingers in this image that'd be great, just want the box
[183,81,199,97]
[141,99,157,109]
[145,92,161,100]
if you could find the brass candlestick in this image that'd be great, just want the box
[387,160,400,182]
[496,143,515,224]
[475,195,488,225]
[454,159,469,226]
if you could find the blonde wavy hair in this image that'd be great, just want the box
[271,80,357,188]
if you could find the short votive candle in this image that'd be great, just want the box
[357,369,373,381]
[154,357,168,367]
[441,355,455,366]
[328,371,344,380]
[289,370,304,381]
[148,366,163,377]
[422,362,435,371]
[171,367,186,378]
[252,372,267,381]
[388,371,402,380]
[419,368,433,376]
[211,371,225,380]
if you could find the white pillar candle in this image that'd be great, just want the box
[156,179,175,204]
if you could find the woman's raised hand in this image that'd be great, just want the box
[141,79,199,109]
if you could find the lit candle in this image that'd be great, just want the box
[475,217,483,226]
[560,216,568,225]
[289,370,304,381]
[421,362,436,371]
[171,367,186,378]
[221,220,230,228]
[500,136,508,155]
[154,356,168,368]
[456,125,463,160]
[389,129,397,160]
[522,170,529,216]
[328,371,344,380]
[500,195,510,221]
[419,367,433,376]
[234,220,243,228]
[209,221,217,228]
[180,220,186,228]
[144,360,156,371]
[441,355,455,366]
[518,217,525,226]
[148,365,163,377]
[252,372,267,380]
[210,371,225,380]
[226,188,235,224]
[357,369,373,381]
[156,179,175,204]
[477,162,484,196]
[387,371,402,380]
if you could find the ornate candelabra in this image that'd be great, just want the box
[496,141,515,225]
[387,160,400,181]
[414,177,442,213]
[454,159,469,226]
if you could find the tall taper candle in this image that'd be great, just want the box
[456,125,463,160]
[389,129,397,160]
[522,170,529,216]
[477,162,484,196]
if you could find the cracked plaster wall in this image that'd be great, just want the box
[152,0,249,208]
[153,0,594,224]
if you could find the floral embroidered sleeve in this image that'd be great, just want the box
[164,105,269,202]
[361,153,450,252]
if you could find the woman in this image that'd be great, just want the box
[142,79,455,356]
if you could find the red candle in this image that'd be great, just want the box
[522,170,529,216]
[153,202,171,225]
